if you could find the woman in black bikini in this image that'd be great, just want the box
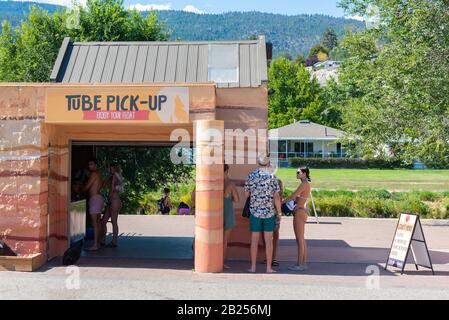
[283,167,311,271]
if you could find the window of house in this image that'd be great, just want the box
[278,140,287,153]
[307,142,314,153]
[208,44,239,83]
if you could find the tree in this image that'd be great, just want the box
[0,1,190,213]
[268,58,324,129]
[0,0,169,82]
[321,28,338,51]
[0,21,20,81]
[335,0,449,167]
[96,147,193,213]
[308,44,329,57]
[307,44,329,65]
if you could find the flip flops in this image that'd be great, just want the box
[263,259,279,266]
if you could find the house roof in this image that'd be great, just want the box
[268,120,345,140]
[50,37,268,88]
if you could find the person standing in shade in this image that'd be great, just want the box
[283,167,311,271]
[83,158,104,251]
[223,164,239,269]
[101,162,123,248]
[244,154,282,273]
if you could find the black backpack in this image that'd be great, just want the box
[63,240,83,266]
[158,196,170,214]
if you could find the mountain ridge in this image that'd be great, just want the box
[0,1,364,56]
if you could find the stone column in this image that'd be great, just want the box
[194,120,224,273]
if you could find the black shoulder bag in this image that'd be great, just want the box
[242,197,251,218]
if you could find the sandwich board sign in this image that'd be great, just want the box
[385,213,434,275]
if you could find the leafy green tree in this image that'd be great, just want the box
[335,0,449,167]
[321,28,338,51]
[268,58,323,129]
[97,147,194,213]
[0,1,188,214]
[0,21,20,81]
[0,0,169,82]
[308,44,329,57]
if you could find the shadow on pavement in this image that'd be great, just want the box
[35,234,449,277]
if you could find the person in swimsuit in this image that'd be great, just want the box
[83,158,104,251]
[101,163,123,248]
[283,166,311,271]
[223,164,239,269]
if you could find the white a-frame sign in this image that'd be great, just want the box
[385,213,434,275]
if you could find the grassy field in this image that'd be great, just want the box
[275,169,449,192]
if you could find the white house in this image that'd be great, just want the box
[269,120,346,167]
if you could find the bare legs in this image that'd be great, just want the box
[86,213,101,251]
[249,232,276,273]
[293,210,308,266]
[262,228,279,263]
[264,232,275,273]
[109,200,121,246]
[101,207,110,245]
[101,200,121,247]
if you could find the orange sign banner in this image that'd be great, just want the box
[45,86,189,124]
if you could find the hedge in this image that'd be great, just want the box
[282,189,449,219]
[289,157,413,169]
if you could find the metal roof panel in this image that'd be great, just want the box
[53,37,268,87]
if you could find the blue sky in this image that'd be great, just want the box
[11,0,347,16]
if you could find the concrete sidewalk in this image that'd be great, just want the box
[2,215,449,299]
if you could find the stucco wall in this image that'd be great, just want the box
[0,83,269,265]
[0,85,48,256]
[215,86,269,260]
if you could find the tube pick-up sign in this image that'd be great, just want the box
[45,86,189,124]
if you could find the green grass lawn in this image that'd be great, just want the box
[275,168,449,192]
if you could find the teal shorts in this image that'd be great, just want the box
[249,215,276,232]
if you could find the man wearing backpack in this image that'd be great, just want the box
[159,188,172,215]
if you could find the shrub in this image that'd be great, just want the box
[289,157,413,169]
[310,189,448,219]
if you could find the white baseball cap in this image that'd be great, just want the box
[257,154,270,166]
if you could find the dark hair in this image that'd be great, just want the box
[299,166,311,182]
[88,158,98,165]
[164,188,170,194]
[110,161,119,168]
[224,164,229,173]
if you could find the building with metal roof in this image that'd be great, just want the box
[50,36,268,88]
[269,120,347,166]
[0,36,271,273]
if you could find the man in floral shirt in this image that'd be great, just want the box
[244,154,282,273]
